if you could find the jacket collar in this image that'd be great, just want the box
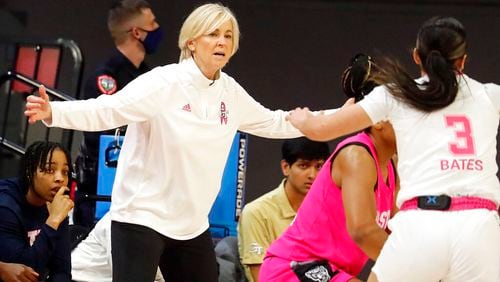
[180,57,221,90]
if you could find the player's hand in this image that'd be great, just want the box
[24,85,52,124]
[286,107,313,130]
[46,186,74,230]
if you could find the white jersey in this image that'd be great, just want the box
[48,58,302,239]
[359,74,500,207]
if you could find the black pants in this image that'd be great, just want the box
[111,221,218,282]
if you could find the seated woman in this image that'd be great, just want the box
[259,54,399,282]
[0,141,74,281]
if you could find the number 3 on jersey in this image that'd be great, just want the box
[445,115,475,155]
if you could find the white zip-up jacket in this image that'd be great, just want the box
[48,58,304,239]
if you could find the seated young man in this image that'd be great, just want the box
[237,137,330,281]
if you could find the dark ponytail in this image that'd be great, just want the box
[373,16,467,112]
[341,53,379,102]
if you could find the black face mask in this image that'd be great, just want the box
[139,26,163,54]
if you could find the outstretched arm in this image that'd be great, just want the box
[24,85,52,124]
[287,104,373,142]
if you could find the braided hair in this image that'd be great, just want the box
[341,53,379,102]
[20,141,73,194]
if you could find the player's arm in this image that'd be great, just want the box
[332,145,388,260]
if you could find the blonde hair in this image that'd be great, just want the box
[178,3,240,62]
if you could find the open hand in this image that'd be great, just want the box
[24,85,52,124]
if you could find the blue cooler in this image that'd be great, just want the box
[94,132,249,237]
[208,132,248,239]
[95,135,124,220]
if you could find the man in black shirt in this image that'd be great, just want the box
[74,0,162,226]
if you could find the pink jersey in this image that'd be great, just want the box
[265,132,395,276]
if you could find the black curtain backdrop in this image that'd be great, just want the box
[1,0,499,203]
